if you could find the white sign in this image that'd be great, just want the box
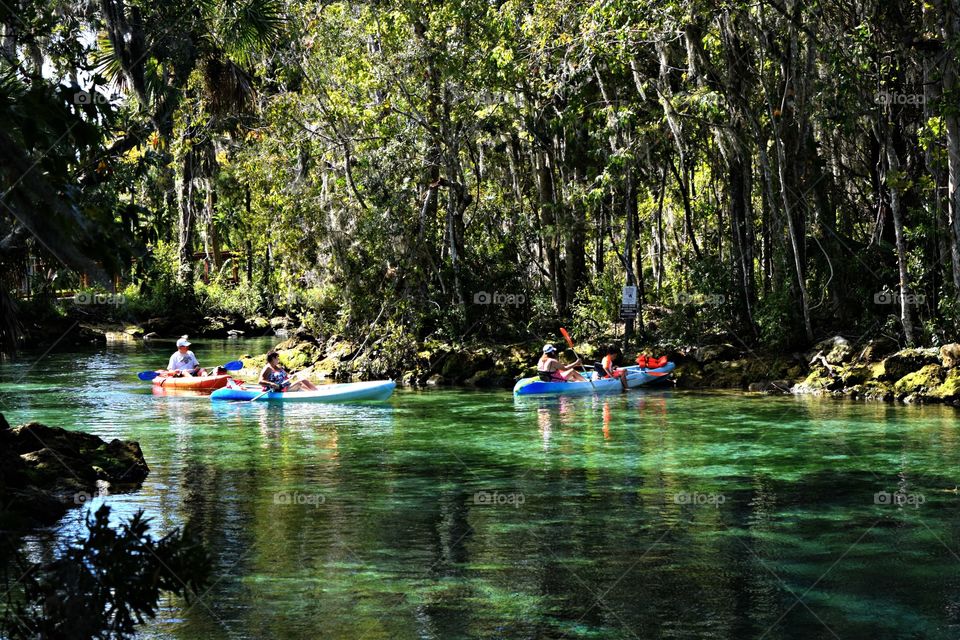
[622,286,638,306]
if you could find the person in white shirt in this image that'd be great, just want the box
[167,336,205,377]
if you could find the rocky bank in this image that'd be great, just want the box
[0,414,149,528]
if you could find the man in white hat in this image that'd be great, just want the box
[167,336,205,377]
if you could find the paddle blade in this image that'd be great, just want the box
[221,360,243,371]
[559,327,575,349]
[138,371,160,381]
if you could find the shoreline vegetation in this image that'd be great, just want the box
[6,1,960,397]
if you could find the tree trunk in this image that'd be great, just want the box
[936,0,960,296]
[885,131,916,345]
[536,150,564,313]
[176,150,195,283]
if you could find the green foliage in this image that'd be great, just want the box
[1,504,210,639]
[6,0,960,355]
[755,286,804,351]
[123,243,198,318]
[569,266,620,339]
[197,279,263,319]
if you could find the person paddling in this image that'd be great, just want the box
[258,351,318,392]
[537,344,587,382]
[600,345,628,391]
[167,336,205,377]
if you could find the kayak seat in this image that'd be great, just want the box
[538,372,553,382]
[593,362,607,378]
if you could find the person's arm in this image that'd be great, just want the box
[189,351,201,372]
[258,366,278,390]
[561,358,582,372]
[167,353,177,371]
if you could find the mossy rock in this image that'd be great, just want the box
[313,357,339,377]
[325,341,357,361]
[440,348,494,382]
[846,381,894,401]
[856,338,899,363]
[893,364,945,396]
[702,360,748,388]
[692,344,738,364]
[929,368,960,401]
[812,336,853,364]
[879,348,940,382]
[241,354,267,371]
[248,316,270,329]
[278,344,317,371]
[792,368,835,394]
[673,362,706,388]
[784,365,806,382]
[840,365,872,386]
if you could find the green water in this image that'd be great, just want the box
[2,339,960,639]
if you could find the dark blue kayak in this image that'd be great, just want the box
[513,362,675,396]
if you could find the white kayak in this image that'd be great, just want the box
[210,380,396,403]
[513,362,675,396]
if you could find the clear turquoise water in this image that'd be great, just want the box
[2,339,960,639]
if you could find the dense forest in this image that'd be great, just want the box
[4,0,960,355]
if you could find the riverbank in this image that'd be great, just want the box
[26,315,960,407]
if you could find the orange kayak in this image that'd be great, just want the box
[151,373,233,391]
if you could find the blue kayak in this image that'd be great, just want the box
[513,362,675,396]
[210,380,396,403]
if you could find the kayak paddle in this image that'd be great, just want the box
[559,327,596,391]
[137,360,243,381]
[247,388,271,402]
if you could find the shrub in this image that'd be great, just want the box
[1,504,209,639]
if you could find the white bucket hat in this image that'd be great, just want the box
[176,335,191,348]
